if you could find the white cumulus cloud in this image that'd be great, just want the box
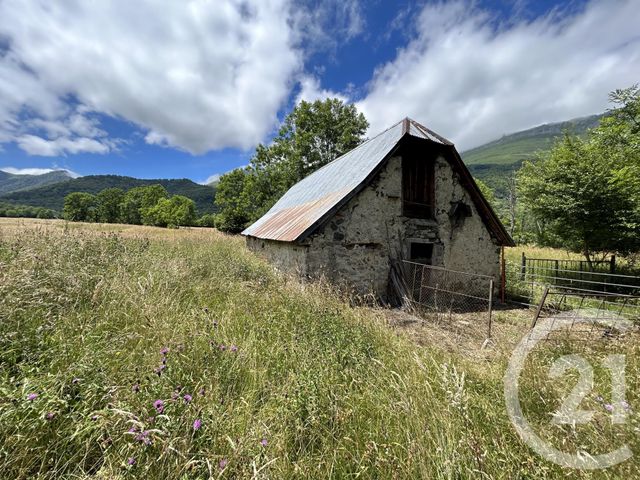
[0,0,303,155]
[358,0,640,150]
[296,75,349,104]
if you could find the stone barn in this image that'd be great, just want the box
[242,118,514,298]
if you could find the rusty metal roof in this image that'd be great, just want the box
[242,118,514,246]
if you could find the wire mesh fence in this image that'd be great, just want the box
[527,287,640,345]
[398,261,495,338]
[505,259,640,309]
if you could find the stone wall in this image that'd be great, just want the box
[246,236,308,277]
[246,144,502,299]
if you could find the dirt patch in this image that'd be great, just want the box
[384,305,534,361]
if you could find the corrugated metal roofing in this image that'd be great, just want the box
[243,118,442,241]
[242,117,514,246]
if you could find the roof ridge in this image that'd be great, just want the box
[408,118,453,145]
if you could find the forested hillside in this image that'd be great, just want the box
[463,113,604,192]
[0,175,217,214]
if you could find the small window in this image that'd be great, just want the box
[402,156,435,218]
[410,242,433,265]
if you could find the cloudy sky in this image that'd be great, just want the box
[0,0,638,182]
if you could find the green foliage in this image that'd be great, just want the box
[0,202,57,219]
[0,174,216,215]
[519,85,640,261]
[196,213,217,227]
[96,188,125,223]
[474,178,496,205]
[143,195,196,228]
[214,169,252,233]
[62,192,97,222]
[215,98,369,232]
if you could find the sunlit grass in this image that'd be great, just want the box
[0,219,637,479]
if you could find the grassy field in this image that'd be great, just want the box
[0,218,638,479]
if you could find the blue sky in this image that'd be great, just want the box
[0,0,638,183]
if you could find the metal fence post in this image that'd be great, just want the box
[520,252,526,281]
[531,286,549,329]
[487,279,494,339]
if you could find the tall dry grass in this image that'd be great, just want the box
[0,220,637,478]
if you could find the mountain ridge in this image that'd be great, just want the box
[0,169,74,195]
[0,174,217,215]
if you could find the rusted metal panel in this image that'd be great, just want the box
[242,189,350,242]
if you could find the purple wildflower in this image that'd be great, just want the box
[27,393,38,401]
[132,383,140,393]
[219,344,226,351]
[183,394,192,404]
[230,345,238,353]
[160,346,169,355]
[45,412,56,420]
[128,426,137,433]
[219,459,228,470]
[127,457,136,466]
[193,418,202,431]
[604,403,614,412]
[153,399,164,414]
[154,364,166,376]
[621,400,631,411]
[135,431,152,445]
[260,438,268,447]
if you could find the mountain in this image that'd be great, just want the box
[0,175,217,214]
[462,113,604,194]
[0,169,73,195]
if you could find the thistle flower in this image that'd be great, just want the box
[193,418,202,431]
[604,403,614,412]
[153,399,164,413]
[127,457,136,466]
[160,347,169,355]
[154,365,166,376]
[260,438,268,447]
[27,393,38,401]
[230,345,238,353]
[219,459,228,470]
[128,426,137,433]
[45,412,56,420]
[183,394,192,404]
[219,344,226,351]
